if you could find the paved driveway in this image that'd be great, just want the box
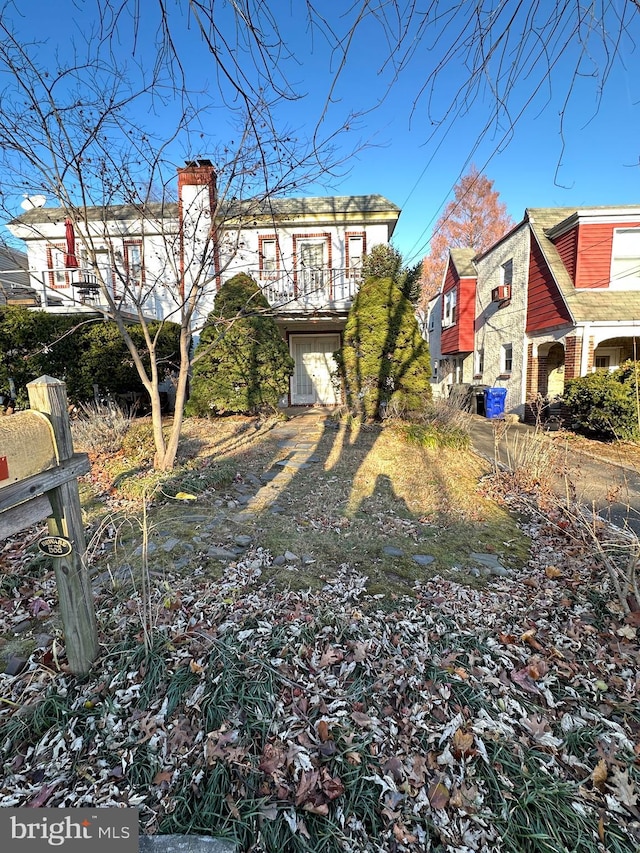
[468,415,640,536]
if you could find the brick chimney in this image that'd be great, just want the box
[177,159,219,298]
[177,159,217,213]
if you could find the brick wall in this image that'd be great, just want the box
[564,335,581,381]
[524,343,537,423]
[586,336,595,373]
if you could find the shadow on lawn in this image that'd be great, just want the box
[225,407,524,594]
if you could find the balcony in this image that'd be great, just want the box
[253,267,361,311]
[37,266,139,314]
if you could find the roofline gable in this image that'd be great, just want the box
[544,206,640,240]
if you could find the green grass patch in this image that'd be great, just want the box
[403,421,471,450]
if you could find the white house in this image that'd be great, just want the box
[5,161,401,406]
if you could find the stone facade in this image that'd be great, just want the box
[473,222,530,417]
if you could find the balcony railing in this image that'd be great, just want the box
[35,264,363,315]
[253,267,362,309]
[38,266,140,312]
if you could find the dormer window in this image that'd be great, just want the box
[611,228,640,288]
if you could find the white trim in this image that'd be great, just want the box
[547,209,640,239]
[580,322,591,376]
[609,227,640,289]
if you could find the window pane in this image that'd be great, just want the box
[125,244,143,284]
[612,256,640,284]
[614,229,640,255]
[612,229,640,287]
[501,343,513,373]
[300,242,324,267]
[348,237,363,268]
[262,240,277,272]
[53,251,66,286]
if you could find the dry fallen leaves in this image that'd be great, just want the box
[428,779,450,810]
[451,728,475,758]
[545,565,562,578]
[2,486,640,853]
[592,758,608,789]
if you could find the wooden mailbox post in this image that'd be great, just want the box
[0,376,98,676]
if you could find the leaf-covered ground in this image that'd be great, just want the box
[0,415,639,852]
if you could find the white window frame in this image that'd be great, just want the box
[299,239,326,268]
[501,343,513,375]
[124,241,143,288]
[347,235,364,278]
[611,228,640,289]
[475,348,484,376]
[260,238,278,277]
[443,288,457,327]
[47,244,69,289]
[502,259,513,287]
[297,238,327,293]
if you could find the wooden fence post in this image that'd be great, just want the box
[27,376,98,676]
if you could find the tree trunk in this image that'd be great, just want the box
[158,325,192,471]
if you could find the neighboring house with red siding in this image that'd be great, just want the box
[428,249,476,392]
[428,205,640,419]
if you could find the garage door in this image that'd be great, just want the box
[290,334,341,405]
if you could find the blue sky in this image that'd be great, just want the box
[5,1,640,266]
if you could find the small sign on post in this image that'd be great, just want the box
[0,376,98,676]
[38,536,73,557]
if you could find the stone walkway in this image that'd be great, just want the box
[190,411,501,573]
[134,414,335,851]
[92,408,514,594]
[235,408,328,520]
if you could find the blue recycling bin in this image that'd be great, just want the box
[484,387,508,419]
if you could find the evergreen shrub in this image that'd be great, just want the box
[187,273,294,415]
[564,362,640,440]
[0,306,179,405]
[335,276,432,419]
[361,245,421,302]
